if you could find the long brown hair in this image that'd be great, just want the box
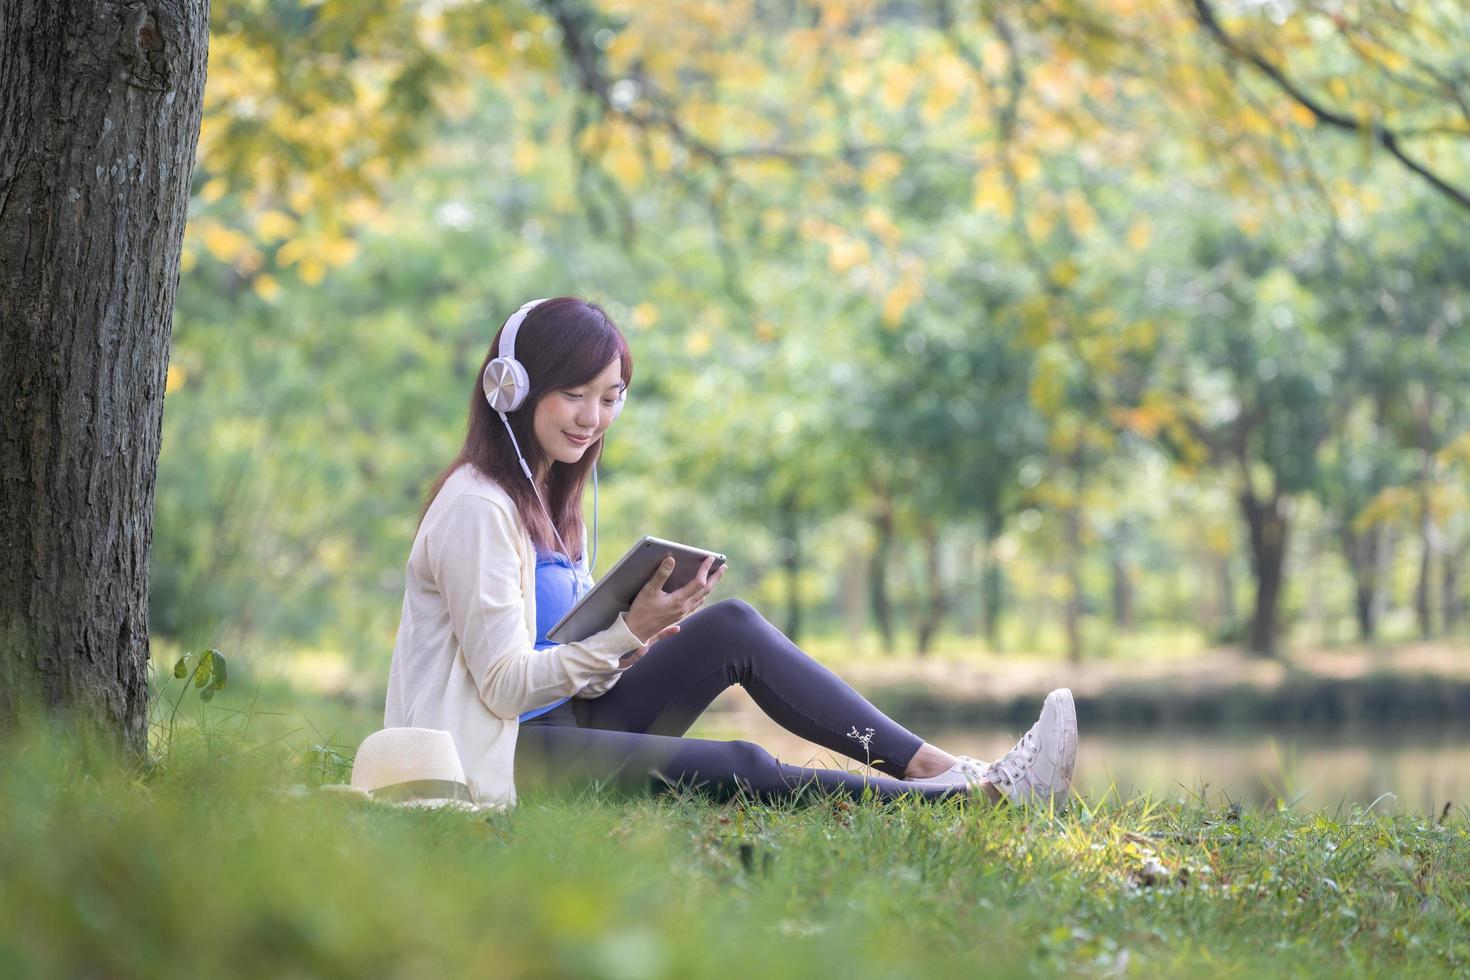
[421,296,632,560]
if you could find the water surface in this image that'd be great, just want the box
[692,713,1469,814]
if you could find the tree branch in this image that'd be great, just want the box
[1190,0,1470,214]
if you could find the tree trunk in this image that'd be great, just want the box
[1239,489,1289,658]
[1063,446,1087,664]
[1109,522,1133,631]
[914,521,945,656]
[869,495,895,655]
[1218,550,1237,640]
[1343,521,1381,642]
[0,0,209,751]
[1442,538,1464,635]
[779,491,801,643]
[1064,503,1084,663]
[1303,519,1325,646]
[981,511,1005,651]
[1415,493,1434,640]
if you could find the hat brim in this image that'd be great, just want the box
[318,783,500,812]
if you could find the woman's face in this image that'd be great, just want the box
[532,357,625,470]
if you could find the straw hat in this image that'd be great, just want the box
[323,727,492,811]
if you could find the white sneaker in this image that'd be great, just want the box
[984,688,1077,807]
[909,754,990,790]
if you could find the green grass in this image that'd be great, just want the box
[0,706,1466,979]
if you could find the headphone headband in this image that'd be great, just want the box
[498,297,552,364]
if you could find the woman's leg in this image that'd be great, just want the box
[574,599,934,780]
[514,721,963,803]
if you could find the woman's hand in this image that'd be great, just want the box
[622,554,726,652]
[617,623,681,668]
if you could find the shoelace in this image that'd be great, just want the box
[954,756,989,785]
[987,729,1040,787]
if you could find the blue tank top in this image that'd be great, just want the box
[518,547,595,722]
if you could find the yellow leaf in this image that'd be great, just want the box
[604,143,644,187]
[201,224,250,264]
[299,259,326,285]
[686,330,712,356]
[972,170,1012,217]
[255,210,296,242]
[165,364,186,395]
[276,239,307,267]
[253,274,281,302]
[321,237,359,267]
[1012,153,1041,182]
[1126,219,1152,250]
[862,207,901,247]
[631,302,659,329]
[200,178,227,203]
[879,61,915,110]
[827,237,870,274]
[1288,102,1316,129]
[1025,210,1055,241]
[514,141,540,175]
[882,278,922,328]
[1051,259,1079,287]
[862,152,903,193]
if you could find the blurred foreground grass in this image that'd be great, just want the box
[1,704,1466,978]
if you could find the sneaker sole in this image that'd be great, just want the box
[1046,688,1078,792]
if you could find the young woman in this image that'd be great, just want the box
[385,297,1077,807]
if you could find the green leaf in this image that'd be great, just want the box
[192,649,214,689]
[199,685,216,703]
[210,650,228,691]
[173,653,191,679]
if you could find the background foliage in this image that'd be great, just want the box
[155,0,1470,678]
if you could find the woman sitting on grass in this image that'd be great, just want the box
[384,296,1077,808]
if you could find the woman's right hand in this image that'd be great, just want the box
[623,554,725,645]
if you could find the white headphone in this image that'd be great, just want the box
[482,298,624,576]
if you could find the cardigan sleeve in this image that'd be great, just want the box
[574,521,635,700]
[427,492,643,719]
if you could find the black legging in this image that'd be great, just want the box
[513,599,962,802]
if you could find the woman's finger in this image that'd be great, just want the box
[641,555,677,597]
[698,564,726,599]
[676,556,715,599]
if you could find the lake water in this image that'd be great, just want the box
[691,713,1469,815]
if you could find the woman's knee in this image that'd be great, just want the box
[690,598,763,633]
[720,739,780,777]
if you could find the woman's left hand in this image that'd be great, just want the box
[618,623,680,667]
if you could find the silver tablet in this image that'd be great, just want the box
[546,535,726,644]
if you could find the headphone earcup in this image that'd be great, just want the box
[483,356,530,413]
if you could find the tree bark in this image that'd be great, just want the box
[0,0,209,750]
[778,490,801,643]
[1415,487,1435,641]
[1109,522,1133,631]
[1441,539,1463,635]
[914,521,945,656]
[1342,521,1381,642]
[1239,488,1289,658]
[981,510,1005,651]
[1218,550,1237,639]
[1063,503,1084,663]
[868,492,895,655]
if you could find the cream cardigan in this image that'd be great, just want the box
[384,463,644,805]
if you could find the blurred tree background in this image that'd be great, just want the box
[154,0,1470,686]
